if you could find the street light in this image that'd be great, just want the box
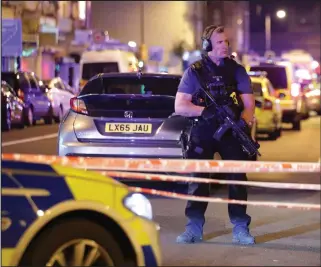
[139,1,147,61]
[128,41,137,48]
[276,10,286,19]
[265,9,287,52]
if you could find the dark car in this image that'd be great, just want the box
[1,81,25,131]
[1,71,53,126]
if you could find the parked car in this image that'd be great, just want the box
[58,72,191,158]
[303,77,321,115]
[44,77,75,122]
[1,81,25,131]
[250,62,309,130]
[1,71,53,126]
[249,72,283,140]
[58,71,259,157]
[2,158,161,266]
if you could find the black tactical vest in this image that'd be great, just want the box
[192,56,244,114]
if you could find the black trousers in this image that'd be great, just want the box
[184,122,252,236]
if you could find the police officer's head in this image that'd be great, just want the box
[202,25,229,59]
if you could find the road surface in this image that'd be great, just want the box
[2,116,320,266]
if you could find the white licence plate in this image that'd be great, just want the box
[105,123,152,134]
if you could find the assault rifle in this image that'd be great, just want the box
[191,64,261,158]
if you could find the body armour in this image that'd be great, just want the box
[191,56,244,116]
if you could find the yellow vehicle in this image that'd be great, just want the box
[250,61,309,131]
[249,72,283,140]
[1,158,161,266]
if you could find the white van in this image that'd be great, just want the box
[79,49,138,90]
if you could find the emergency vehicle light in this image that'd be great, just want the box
[248,71,267,77]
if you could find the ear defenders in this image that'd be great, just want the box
[201,25,229,52]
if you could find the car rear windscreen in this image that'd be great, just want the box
[82,62,119,80]
[250,66,288,89]
[80,76,181,96]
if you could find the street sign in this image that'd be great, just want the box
[1,19,23,57]
[148,46,164,62]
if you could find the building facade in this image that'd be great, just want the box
[205,1,250,57]
[90,1,203,73]
[1,1,91,86]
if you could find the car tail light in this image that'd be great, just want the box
[17,89,24,101]
[263,99,273,110]
[291,83,300,97]
[70,97,88,115]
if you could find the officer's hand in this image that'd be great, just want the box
[201,104,217,120]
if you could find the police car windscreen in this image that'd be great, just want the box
[80,76,181,96]
[82,63,119,80]
[250,66,287,89]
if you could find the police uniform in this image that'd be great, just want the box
[176,53,255,245]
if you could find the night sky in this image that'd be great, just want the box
[249,0,320,33]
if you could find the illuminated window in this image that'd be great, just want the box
[58,2,64,18]
[78,1,86,20]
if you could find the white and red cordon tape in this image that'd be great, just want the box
[101,171,321,191]
[129,187,321,211]
[2,153,320,211]
[102,171,320,211]
[2,153,320,173]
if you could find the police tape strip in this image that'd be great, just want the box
[2,154,320,173]
[130,187,321,211]
[101,171,321,191]
[2,153,319,209]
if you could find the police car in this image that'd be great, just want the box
[1,159,161,266]
[249,71,283,140]
[249,61,309,131]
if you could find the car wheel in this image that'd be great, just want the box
[267,130,278,140]
[20,219,135,267]
[300,100,310,120]
[17,109,26,129]
[2,108,12,131]
[25,107,35,126]
[292,119,301,131]
[54,105,63,123]
[44,106,54,125]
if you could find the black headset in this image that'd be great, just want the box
[201,25,229,52]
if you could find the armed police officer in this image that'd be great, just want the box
[174,25,256,245]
